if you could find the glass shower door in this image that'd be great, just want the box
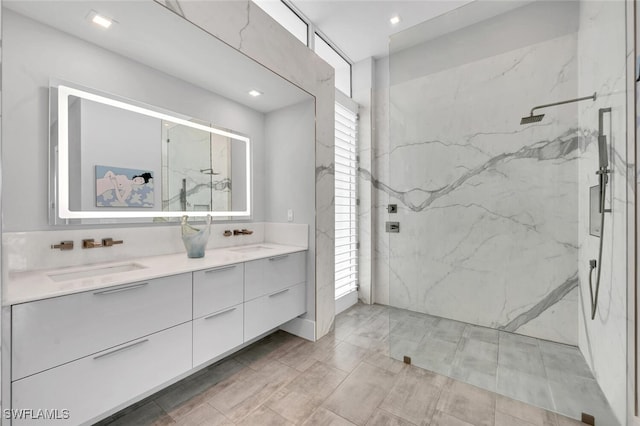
[386,1,627,424]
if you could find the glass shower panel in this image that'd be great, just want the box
[387,1,627,424]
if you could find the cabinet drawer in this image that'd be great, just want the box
[12,273,192,381]
[193,264,243,319]
[12,322,192,426]
[244,282,306,341]
[193,303,243,367]
[244,251,305,300]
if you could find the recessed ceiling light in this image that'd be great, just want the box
[390,15,401,25]
[88,11,114,29]
[249,90,263,97]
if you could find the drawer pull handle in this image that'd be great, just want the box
[269,288,290,298]
[93,339,149,360]
[204,265,237,274]
[93,282,148,296]
[204,307,237,320]
[268,255,289,261]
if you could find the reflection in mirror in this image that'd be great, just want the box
[162,121,246,213]
[56,84,250,219]
[4,0,314,225]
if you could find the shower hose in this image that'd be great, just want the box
[588,174,607,320]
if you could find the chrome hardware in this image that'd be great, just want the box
[204,265,237,274]
[93,339,149,360]
[93,282,148,296]
[387,204,398,213]
[268,255,289,261]
[386,222,400,233]
[102,238,123,247]
[51,241,74,250]
[204,307,237,320]
[233,229,254,235]
[82,239,103,249]
[269,288,290,298]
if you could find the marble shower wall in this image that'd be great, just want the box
[576,1,628,423]
[375,2,583,345]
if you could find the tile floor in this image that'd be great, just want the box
[386,308,617,425]
[98,303,597,426]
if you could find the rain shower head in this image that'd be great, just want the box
[520,114,545,125]
[520,92,596,125]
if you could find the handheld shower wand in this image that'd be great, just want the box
[588,107,612,320]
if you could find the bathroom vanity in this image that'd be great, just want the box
[5,244,307,425]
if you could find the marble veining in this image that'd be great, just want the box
[377,25,580,345]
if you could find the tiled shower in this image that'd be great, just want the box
[369,1,631,424]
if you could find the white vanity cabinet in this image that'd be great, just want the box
[8,247,307,425]
[12,323,192,426]
[244,252,306,341]
[12,273,192,381]
[192,264,244,367]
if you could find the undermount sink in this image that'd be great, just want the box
[47,263,147,282]
[228,245,274,254]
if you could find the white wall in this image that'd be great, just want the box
[264,99,316,321]
[78,100,162,211]
[577,1,628,423]
[352,58,374,305]
[2,9,265,231]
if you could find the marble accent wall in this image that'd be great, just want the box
[373,1,583,345]
[154,1,336,340]
[577,1,629,423]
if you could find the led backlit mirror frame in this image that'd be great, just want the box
[56,84,251,219]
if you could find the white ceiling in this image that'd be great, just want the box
[5,1,312,114]
[289,0,475,62]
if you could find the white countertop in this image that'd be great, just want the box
[6,243,307,306]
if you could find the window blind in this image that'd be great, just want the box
[335,102,358,299]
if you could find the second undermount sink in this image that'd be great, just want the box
[47,263,147,282]
[228,245,274,254]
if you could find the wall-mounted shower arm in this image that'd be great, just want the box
[520,92,597,124]
[528,92,596,117]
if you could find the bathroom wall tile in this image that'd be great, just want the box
[264,223,309,248]
[576,1,629,423]
[322,362,398,425]
[374,5,582,347]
